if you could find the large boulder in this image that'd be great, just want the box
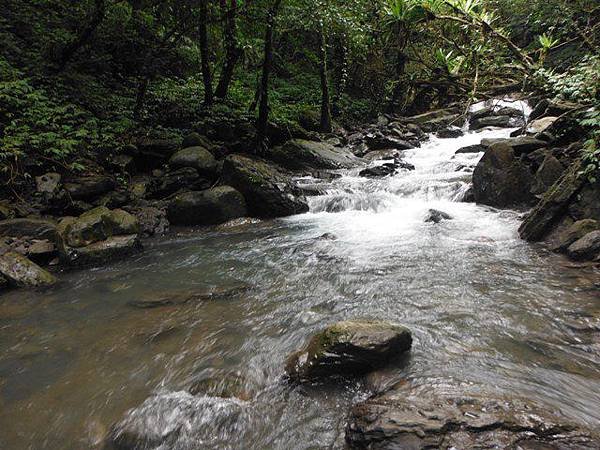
[285,320,412,382]
[455,144,485,154]
[553,220,600,252]
[150,167,211,199]
[123,206,169,237]
[167,187,247,226]
[470,115,512,130]
[221,154,308,218]
[168,146,218,178]
[0,251,57,288]
[531,154,565,195]
[480,136,547,156]
[568,182,600,222]
[267,139,359,171]
[472,143,534,207]
[566,231,600,261]
[57,207,141,266]
[519,160,586,241]
[346,389,599,449]
[63,176,116,201]
[0,218,58,242]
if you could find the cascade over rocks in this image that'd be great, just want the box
[345,388,600,449]
[285,320,412,382]
[167,187,247,226]
[221,154,308,218]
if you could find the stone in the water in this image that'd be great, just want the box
[346,389,600,449]
[62,234,142,267]
[189,372,253,401]
[285,319,412,382]
[359,164,396,178]
[167,186,247,226]
[436,128,463,139]
[0,251,57,288]
[567,230,600,261]
[455,144,485,154]
[553,220,600,252]
[221,154,308,218]
[424,209,452,223]
[129,284,252,308]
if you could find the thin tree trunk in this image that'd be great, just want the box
[58,0,106,70]
[199,0,214,105]
[134,77,150,120]
[318,27,332,133]
[215,0,240,99]
[255,0,283,153]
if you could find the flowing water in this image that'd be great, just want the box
[1,118,600,449]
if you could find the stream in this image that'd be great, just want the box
[1,118,600,449]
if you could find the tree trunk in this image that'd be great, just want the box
[255,0,283,153]
[58,0,106,70]
[199,0,214,106]
[215,0,240,99]
[134,77,149,120]
[318,27,332,133]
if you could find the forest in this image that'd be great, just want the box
[1,1,600,449]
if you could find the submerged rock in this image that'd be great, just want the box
[167,186,247,226]
[346,389,600,449]
[189,372,253,401]
[285,320,412,382]
[424,209,452,223]
[0,251,57,288]
[62,234,142,266]
[359,164,397,178]
[221,154,308,218]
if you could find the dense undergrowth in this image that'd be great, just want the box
[0,0,598,192]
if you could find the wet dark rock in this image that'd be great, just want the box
[552,220,600,252]
[436,128,464,138]
[531,154,565,196]
[124,206,169,237]
[0,218,58,242]
[567,231,600,261]
[134,138,180,170]
[5,238,58,266]
[149,167,211,199]
[0,251,57,288]
[470,115,513,130]
[285,320,412,382]
[268,139,360,171]
[363,150,402,162]
[519,160,586,241]
[425,209,452,223]
[472,143,534,207]
[455,144,485,154]
[359,164,397,178]
[480,136,547,156]
[167,186,247,226]
[365,134,414,151]
[346,390,600,449]
[221,154,308,218]
[461,186,475,203]
[63,176,116,201]
[168,146,219,179]
[568,182,600,222]
[181,132,211,149]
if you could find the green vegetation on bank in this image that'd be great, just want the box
[1,0,598,191]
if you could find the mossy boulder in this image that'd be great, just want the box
[168,146,218,178]
[0,251,57,288]
[221,154,308,218]
[57,207,141,266]
[59,206,138,248]
[267,139,360,171]
[285,320,412,382]
[167,186,247,226]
